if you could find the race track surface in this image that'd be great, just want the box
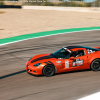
[0,30,100,100]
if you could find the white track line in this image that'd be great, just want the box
[0,29,100,46]
[78,92,100,100]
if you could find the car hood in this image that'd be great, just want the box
[30,54,55,64]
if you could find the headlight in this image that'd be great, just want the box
[33,63,42,67]
[28,57,32,61]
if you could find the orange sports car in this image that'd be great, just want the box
[26,46,100,77]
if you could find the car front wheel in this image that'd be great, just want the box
[43,65,55,77]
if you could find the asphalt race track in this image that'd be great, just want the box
[0,30,100,100]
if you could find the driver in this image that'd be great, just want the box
[70,51,83,57]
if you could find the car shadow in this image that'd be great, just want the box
[55,69,92,76]
[28,69,92,77]
[0,70,26,80]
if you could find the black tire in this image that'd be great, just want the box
[43,65,55,77]
[91,59,100,71]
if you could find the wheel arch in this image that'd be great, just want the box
[43,61,57,74]
[90,58,100,69]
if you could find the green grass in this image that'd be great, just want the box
[0,1,4,5]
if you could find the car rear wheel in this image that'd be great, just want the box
[91,59,100,71]
[43,65,55,77]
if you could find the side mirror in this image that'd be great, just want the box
[69,57,75,60]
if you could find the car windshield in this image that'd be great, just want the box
[51,48,71,59]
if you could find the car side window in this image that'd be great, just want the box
[70,50,85,57]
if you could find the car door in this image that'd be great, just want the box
[61,48,88,72]
[71,54,88,70]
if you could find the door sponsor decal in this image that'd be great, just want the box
[72,59,83,66]
[65,61,69,68]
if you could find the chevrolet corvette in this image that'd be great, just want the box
[26,46,100,77]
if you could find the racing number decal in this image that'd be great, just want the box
[72,59,83,67]
[65,61,69,68]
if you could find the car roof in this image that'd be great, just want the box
[66,46,84,49]
[65,46,99,51]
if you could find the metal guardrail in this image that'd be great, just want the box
[22,6,100,12]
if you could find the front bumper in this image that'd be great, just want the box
[26,64,43,75]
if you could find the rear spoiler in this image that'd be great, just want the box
[98,48,100,50]
[93,47,100,50]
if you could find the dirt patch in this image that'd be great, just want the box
[0,11,5,14]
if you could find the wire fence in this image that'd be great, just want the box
[0,0,100,7]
